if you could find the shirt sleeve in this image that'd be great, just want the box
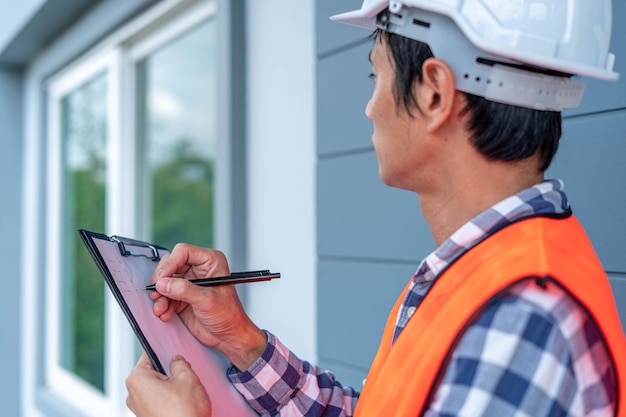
[228,331,360,416]
[424,282,616,417]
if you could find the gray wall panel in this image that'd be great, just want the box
[317,41,373,156]
[0,68,23,417]
[316,0,369,56]
[0,0,95,67]
[318,151,434,262]
[317,259,415,371]
[548,110,626,273]
[317,359,367,393]
[609,275,626,334]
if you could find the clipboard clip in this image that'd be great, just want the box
[110,236,161,261]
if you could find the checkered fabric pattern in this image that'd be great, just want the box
[229,332,359,416]
[228,180,616,416]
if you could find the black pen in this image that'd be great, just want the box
[144,269,280,291]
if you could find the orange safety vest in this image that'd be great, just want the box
[355,214,626,417]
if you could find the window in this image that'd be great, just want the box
[135,19,216,249]
[41,1,220,414]
[59,73,108,392]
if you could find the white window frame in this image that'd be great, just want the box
[31,0,219,415]
[45,48,123,415]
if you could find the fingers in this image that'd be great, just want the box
[155,244,229,281]
[149,244,229,322]
[126,354,166,402]
[168,355,212,415]
[132,354,168,380]
[169,355,197,381]
[153,295,174,318]
[126,353,211,417]
[155,277,204,306]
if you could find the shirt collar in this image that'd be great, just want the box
[419,179,569,281]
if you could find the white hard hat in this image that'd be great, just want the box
[331,0,618,111]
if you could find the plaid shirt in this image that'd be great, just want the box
[229,180,616,416]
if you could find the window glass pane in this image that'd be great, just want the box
[137,19,216,250]
[60,72,107,391]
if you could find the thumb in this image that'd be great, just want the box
[170,355,206,386]
[170,355,197,381]
[156,277,202,305]
[169,355,212,414]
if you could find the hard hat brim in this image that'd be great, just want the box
[330,3,387,30]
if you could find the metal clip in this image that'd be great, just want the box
[110,236,161,261]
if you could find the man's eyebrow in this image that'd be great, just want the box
[368,49,373,63]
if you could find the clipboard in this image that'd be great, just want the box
[78,229,256,417]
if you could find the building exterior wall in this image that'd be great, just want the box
[0,4,39,414]
[0,65,24,417]
[0,0,46,54]
[243,0,317,363]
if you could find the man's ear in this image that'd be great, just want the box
[416,58,458,133]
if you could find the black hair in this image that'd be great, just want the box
[377,30,562,172]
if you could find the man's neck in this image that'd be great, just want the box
[419,159,544,246]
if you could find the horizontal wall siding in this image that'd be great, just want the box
[316,0,367,57]
[317,41,372,156]
[610,275,626,327]
[318,152,433,262]
[317,260,416,377]
[548,110,626,272]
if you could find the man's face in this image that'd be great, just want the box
[366,38,427,192]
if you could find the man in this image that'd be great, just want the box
[126,1,626,416]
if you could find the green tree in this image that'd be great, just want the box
[152,139,214,250]
[69,166,106,391]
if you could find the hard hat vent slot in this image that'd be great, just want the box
[464,73,497,87]
[412,19,430,29]
[476,57,572,78]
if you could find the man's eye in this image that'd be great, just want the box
[369,72,376,82]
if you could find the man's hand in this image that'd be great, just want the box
[149,243,267,371]
[126,353,211,417]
